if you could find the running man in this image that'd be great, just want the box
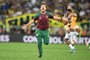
[63,6,80,53]
[22,3,62,57]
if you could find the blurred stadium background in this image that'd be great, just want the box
[0,0,90,60]
[0,0,90,35]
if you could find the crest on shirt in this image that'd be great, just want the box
[46,16,48,18]
[39,17,41,20]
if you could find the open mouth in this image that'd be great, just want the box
[42,8,45,10]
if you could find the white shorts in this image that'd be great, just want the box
[64,33,70,40]
[64,31,79,44]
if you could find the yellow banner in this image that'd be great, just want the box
[5,13,83,32]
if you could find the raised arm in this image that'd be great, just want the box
[53,15,68,22]
[47,12,63,21]
[22,12,40,30]
[22,20,34,30]
[53,16,62,20]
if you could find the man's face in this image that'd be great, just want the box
[40,5,46,12]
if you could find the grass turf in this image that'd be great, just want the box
[0,43,90,60]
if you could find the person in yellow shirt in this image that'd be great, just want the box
[63,6,80,53]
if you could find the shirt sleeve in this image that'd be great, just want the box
[47,11,54,19]
[33,12,40,21]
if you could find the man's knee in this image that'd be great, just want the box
[64,38,68,42]
[64,38,70,45]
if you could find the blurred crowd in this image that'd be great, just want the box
[0,0,90,36]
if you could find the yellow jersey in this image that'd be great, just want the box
[65,12,77,30]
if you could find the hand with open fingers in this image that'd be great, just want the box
[22,24,27,30]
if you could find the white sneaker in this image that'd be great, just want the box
[70,48,76,53]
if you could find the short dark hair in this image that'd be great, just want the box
[67,9,72,12]
[66,6,73,12]
[40,2,47,6]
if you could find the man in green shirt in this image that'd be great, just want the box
[22,3,64,57]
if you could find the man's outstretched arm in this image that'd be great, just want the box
[22,20,34,30]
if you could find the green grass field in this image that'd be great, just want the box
[0,43,90,60]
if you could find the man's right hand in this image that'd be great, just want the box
[22,24,27,30]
